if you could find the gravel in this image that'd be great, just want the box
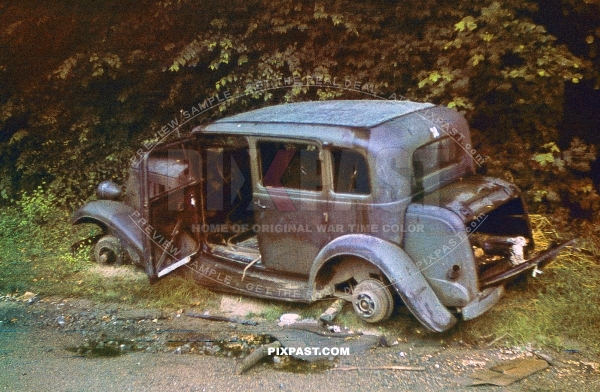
[1,294,599,392]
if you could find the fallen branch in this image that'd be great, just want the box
[528,349,557,367]
[485,332,508,347]
[185,312,258,326]
[331,365,425,372]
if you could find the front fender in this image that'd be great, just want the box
[309,234,457,332]
[72,200,144,263]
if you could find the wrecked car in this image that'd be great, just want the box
[73,100,573,332]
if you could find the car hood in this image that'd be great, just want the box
[420,176,520,222]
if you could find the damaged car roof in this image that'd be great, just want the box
[193,100,452,151]
[207,100,435,128]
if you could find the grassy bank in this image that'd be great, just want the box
[0,204,598,353]
[466,216,600,353]
[0,204,219,310]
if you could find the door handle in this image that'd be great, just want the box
[254,199,267,209]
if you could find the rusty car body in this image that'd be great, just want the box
[73,100,573,332]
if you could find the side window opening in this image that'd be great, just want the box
[412,137,460,195]
[331,148,371,195]
[258,141,322,191]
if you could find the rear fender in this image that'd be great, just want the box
[309,234,457,332]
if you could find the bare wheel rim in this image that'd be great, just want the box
[352,279,394,323]
[93,235,124,265]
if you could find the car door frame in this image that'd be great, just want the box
[249,136,330,275]
[140,137,203,279]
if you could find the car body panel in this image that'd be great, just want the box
[72,200,144,266]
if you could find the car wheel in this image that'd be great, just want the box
[93,235,124,265]
[352,279,394,323]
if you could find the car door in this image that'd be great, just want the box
[141,139,202,278]
[252,138,329,275]
[325,146,375,240]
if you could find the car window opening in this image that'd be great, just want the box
[332,148,371,195]
[412,137,460,197]
[258,141,323,192]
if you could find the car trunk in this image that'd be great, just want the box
[420,175,550,288]
[421,175,522,223]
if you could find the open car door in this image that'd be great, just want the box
[141,139,203,279]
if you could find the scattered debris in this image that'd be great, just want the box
[236,341,281,374]
[17,292,38,303]
[580,361,599,373]
[115,309,166,320]
[269,323,382,363]
[462,359,487,368]
[377,335,397,347]
[319,298,346,325]
[330,365,425,372]
[174,344,191,355]
[278,313,301,327]
[470,358,549,386]
[66,338,140,358]
[185,312,258,326]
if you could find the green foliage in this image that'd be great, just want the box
[0,207,34,292]
[481,133,599,218]
[0,0,598,215]
[417,1,589,145]
[17,184,60,231]
[0,202,218,309]
[529,139,599,213]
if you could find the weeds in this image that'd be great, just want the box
[0,202,217,310]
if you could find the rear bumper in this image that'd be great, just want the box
[461,285,505,321]
[479,239,575,289]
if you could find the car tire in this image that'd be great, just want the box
[352,279,394,323]
[93,235,124,265]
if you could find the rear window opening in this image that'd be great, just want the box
[413,136,460,179]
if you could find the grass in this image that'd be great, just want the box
[1,204,599,354]
[0,205,218,310]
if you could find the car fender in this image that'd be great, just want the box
[309,234,457,332]
[72,200,144,265]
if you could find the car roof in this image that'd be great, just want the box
[206,100,435,128]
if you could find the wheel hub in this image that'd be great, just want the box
[354,293,376,317]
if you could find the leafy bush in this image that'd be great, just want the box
[482,136,599,219]
[0,0,598,207]
[17,184,61,231]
